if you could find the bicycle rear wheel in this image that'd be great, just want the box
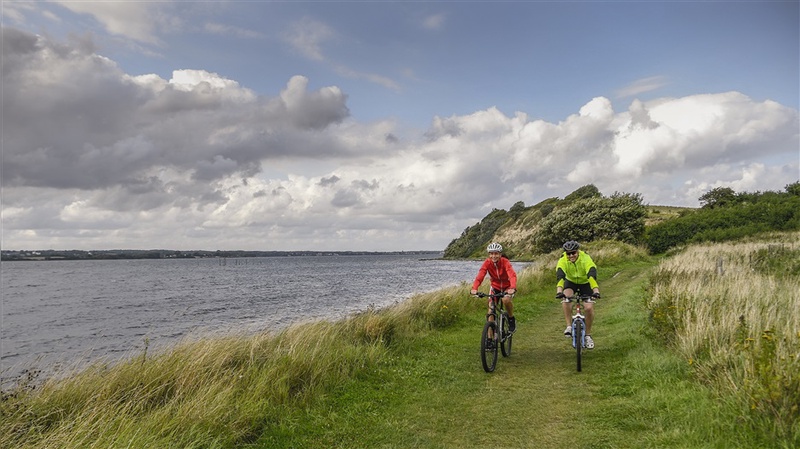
[574,318,583,372]
[481,321,499,372]
[500,313,512,357]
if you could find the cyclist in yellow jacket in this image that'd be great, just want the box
[555,241,601,349]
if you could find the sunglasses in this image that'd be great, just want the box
[566,251,578,256]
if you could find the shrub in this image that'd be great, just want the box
[645,189,800,254]
[534,192,646,252]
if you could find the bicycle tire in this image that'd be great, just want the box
[481,321,498,372]
[574,318,583,372]
[500,313,512,357]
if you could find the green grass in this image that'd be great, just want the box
[1,239,795,448]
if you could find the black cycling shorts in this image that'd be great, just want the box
[563,280,593,296]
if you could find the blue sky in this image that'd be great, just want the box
[2,1,799,251]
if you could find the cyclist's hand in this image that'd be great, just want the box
[507,289,516,295]
[555,292,565,299]
[591,292,601,299]
[470,289,478,295]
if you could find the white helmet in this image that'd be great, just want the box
[487,242,503,253]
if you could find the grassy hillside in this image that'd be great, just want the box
[443,186,664,259]
[2,235,797,448]
[444,182,799,259]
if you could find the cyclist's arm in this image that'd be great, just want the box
[556,265,567,291]
[585,263,599,290]
[503,258,517,292]
[471,260,490,291]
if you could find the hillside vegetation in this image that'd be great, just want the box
[443,182,800,259]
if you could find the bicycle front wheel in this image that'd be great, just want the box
[481,321,499,372]
[574,319,583,372]
[500,313,512,357]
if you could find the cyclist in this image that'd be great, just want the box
[555,240,601,349]
[470,242,517,333]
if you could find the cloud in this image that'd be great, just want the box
[616,76,669,98]
[2,29,350,193]
[284,18,401,91]
[204,22,264,39]
[422,13,446,30]
[51,0,172,44]
[285,17,335,62]
[2,28,798,251]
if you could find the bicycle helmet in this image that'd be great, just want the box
[562,240,580,252]
[486,242,503,253]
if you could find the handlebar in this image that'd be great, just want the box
[558,294,599,302]
[473,292,511,299]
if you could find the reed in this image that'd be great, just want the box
[646,231,800,446]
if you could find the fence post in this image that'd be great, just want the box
[716,258,724,276]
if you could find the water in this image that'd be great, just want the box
[1,255,527,385]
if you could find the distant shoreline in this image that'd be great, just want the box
[1,249,443,262]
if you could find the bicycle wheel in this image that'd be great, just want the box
[573,318,583,372]
[500,313,512,357]
[481,321,499,372]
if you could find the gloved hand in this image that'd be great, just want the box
[555,292,565,299]
[591,292,601,299]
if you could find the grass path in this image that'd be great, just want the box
[258,260,759,448]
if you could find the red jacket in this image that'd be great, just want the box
[472,256,517,291]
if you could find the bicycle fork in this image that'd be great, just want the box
[571,305,585,349]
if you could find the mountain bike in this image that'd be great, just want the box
[561,294,595,372]
[474,291,513,372]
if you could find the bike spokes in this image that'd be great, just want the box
[500,314,512,357]
[481,321,499,372]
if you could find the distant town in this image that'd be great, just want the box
[1,249,443,261]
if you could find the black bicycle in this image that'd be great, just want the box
[561,294,595,372]
[474,291,513,372]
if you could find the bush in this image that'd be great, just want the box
[534,192,647,252]
[645,188,800,254]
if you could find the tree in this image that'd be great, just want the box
[786,181,800,196]
[564,184,602,202]
[509,201,526,218]
[699,187,736,209]
[534,193,646,252]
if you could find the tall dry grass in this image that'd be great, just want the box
[647,231,800,446]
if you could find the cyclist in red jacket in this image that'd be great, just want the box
[470,242,517,332]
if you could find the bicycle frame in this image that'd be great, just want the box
[474,291,513,372]
[484,293,511,344]
[563,295,593,372]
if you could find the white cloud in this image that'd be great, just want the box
[52,0,170,44]
[2,28,798,251]
[616,76,669,98]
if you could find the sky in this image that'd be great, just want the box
[1,1,798,252]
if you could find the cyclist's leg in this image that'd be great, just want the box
[502,294,514,317]
[503,294,516,332]
[486,295,496,338]
[562,284,576,326]
[584,302,595,334]
[577,283,595,334]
